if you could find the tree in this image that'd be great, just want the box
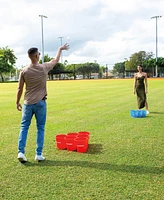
[157,57,164,67]
[65,62,100,79]
[0,47,17,82]
[65,64,76,79]
[157,57,164,77]
[48,62,65,80]
[39,54,65,80]
[125,51,154,71]
[77,62,99,79]
[63,60,68,67]
[39,54,52,63]
[113,62,125,77]
[143,58,156,77]
[99,66,105,78]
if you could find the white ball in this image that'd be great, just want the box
[67,37,70,41]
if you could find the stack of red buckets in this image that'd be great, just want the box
[55,131,90,153]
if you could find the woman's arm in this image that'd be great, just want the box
[145,73,148,94]
[133,73,137,94]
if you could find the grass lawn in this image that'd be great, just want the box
[0,79,163,200]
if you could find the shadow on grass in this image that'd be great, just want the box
[87,144,103,154]
[23,160,164,175]
[150,112,164,114]
[20,146,163,175]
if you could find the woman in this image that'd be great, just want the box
[133,65,149,114]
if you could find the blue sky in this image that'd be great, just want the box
[0,0,163,69]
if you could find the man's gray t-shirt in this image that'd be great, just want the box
[19,62,54,105]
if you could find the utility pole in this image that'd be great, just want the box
[151,15,162,77]
[106,64,108,79]
[58,36,64,63]
[39,15,47,63]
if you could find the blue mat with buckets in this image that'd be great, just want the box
[130,110,146,118]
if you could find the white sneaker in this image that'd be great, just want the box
[146,110,150,114]
[35,155,45,161]
[18,152,27,163]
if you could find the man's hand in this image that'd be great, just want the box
[16,103,22,111]
[60,43,69,51]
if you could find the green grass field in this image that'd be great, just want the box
[0,79,163,200]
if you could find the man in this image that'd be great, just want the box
[16,43,69,163]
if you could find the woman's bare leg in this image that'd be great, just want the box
[145,100,149,113]
[145,100,148,110]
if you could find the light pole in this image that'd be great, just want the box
[151,15,162,77]
[39,15,47,63]
[106,64,108,79]
[124,58,128,78]
[58,36,64,63]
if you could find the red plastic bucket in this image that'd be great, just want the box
[77,135,89,139]
[78,131,90,139]
[56,134,66,141]
[56,134,67,150]
[65,135,76,142]
[65,135,77,151]
[77,144,87,153]
[76,135,89,144]
[78,131,90,135]
[75,137,88,149]
[56,141,67,150]
[67,132,78,136]
[66,143,77,151]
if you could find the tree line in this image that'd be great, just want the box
[113,51,164,78]
[39,55,100,80]
[0,47,164,82]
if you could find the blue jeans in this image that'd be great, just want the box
[18,100,46,156]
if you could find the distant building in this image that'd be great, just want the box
[90,73,99,79]
[103,71,113,78]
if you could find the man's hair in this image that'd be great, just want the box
[28,47,38,56]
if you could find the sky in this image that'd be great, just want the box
[0,0,164,69]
